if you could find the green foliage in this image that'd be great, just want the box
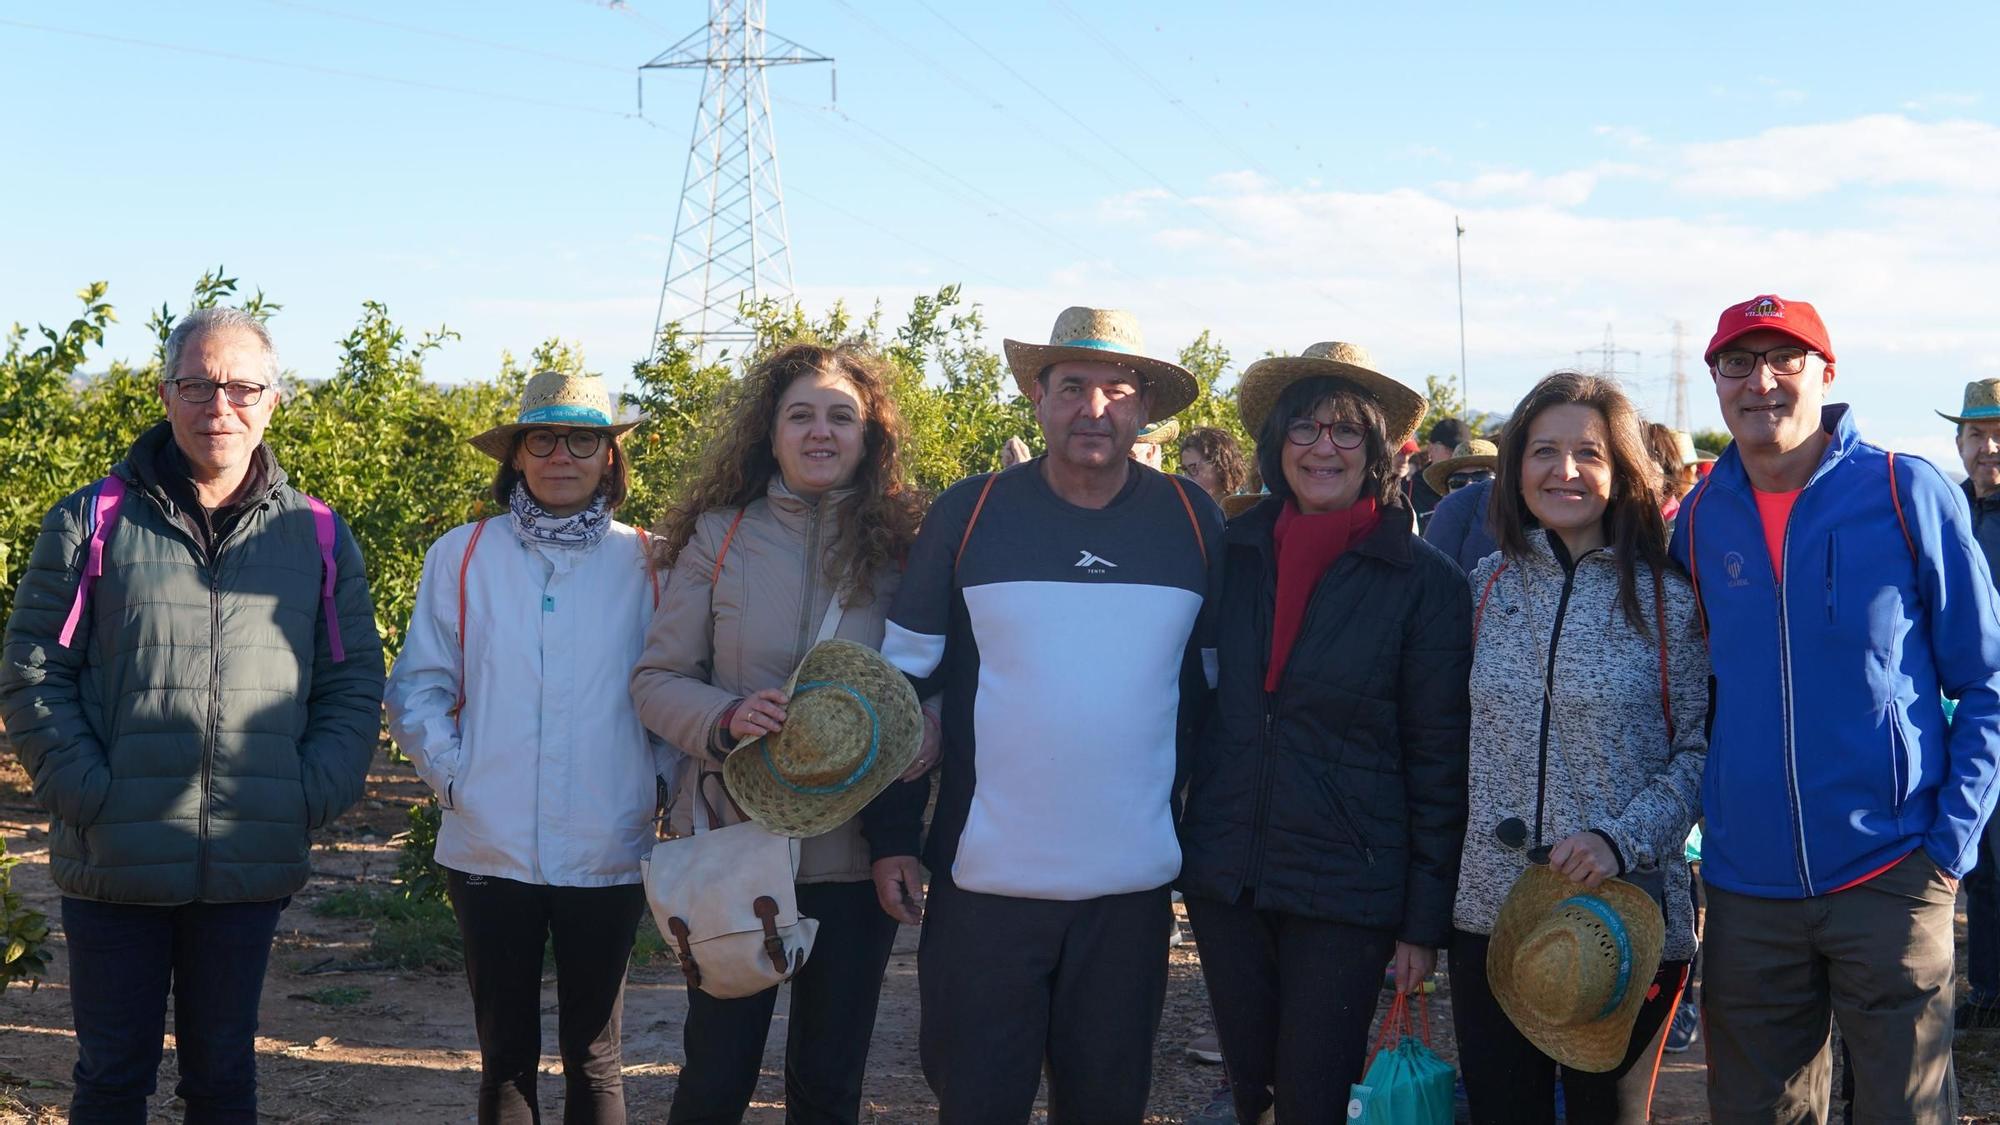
[1169,331,1251,473]
[293,985,370,1007]
[0,837,52,990]
[393,798,449,904]
[312,885,462,970]
[1419,374,1487,441]
[1692,428,1731,455]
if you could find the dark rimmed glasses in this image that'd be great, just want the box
[520,428,606,459]
[165,378,270,407]
[1285,418,1367,449]
[1713,346,1812,380]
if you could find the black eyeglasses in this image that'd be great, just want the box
[166,378,270,407]
[1713,346,1813,379]
[520,429,606,459]
[1284,418,1368,449]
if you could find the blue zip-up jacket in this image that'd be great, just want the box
[1670,405,2000,898]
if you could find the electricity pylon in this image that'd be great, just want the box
[641,0,830,357]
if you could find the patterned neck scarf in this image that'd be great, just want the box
[510,482,611,551]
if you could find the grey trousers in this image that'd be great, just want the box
[1703,851,1957,1125]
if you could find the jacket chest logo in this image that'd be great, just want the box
[1075,549,1118,574]
[1723,551,1749,588]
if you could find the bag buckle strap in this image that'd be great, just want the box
[753,896,787,973]
[666,916,701,989]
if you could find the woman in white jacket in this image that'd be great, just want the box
[386,370,666,1125]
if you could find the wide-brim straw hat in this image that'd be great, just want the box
[1422,438,1499,496]
[722,639,922,839]
[1668,430,1699,468]
[469,369,642,461]
[1939,379,2000,426]
[1133,419,1181,445]
[1003,306,1200,424]
[1235,341,1427,448]
[1488,865,1666,1073]
[1221,491,1267,520]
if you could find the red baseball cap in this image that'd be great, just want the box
[1704,294,1835,365]
[1399,439,1420,455]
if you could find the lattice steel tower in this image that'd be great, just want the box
[641,0,829,356]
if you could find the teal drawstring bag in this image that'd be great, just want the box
[1349,992,1455,1125]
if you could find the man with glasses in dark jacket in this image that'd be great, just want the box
[1942,378,2000,1031]
[2,307,384,1120]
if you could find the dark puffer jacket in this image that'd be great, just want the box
[1177,496,1472,946]
[2,423,385,903]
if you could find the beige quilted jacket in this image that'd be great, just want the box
[630,478,900,884]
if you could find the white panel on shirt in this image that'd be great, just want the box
[953,579,1200,900]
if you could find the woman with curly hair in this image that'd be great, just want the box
[1177,425,1249,504]
[630,342,932,1124]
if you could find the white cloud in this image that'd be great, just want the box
[1434,170,1600,208]
[1675,114,2000,199]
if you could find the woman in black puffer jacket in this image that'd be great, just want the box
[1178,342,1472,1125]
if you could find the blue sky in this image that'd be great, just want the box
[5,1,1997,464]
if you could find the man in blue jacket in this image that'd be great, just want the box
[1671,295,2000,1124]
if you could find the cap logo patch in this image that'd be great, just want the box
[1746,297,1783,318]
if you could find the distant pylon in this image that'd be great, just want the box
[1670,320,1690,433]
[640,0,830,357]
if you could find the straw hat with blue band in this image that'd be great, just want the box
[1133,419,1180,445]
[1486,864,1666,1072]
[1234,341,1428,449]
[722,639,922,839]
[1939,379,2000,426]
[470,369,643,461]
[1003,306,1201,424]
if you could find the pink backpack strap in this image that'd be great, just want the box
[57,476,128,650]
[303,495,346,664]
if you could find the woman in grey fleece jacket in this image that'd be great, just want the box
[1452,372,1709,1125]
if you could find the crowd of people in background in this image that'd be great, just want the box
[5,292,2000,1125]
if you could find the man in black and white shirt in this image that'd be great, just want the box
[864,306,1221,1122]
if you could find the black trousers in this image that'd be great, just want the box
[446,868,647,1125]
[1183,892,1397,1125]
[1450,929,1688,1125]
[918,879,1171,1124]
[666,879,900,1125]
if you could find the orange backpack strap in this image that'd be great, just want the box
[955,472,1001,569]
[1886,452,1918,566]
[1166,474,1209,568]
[710,508,748,585]
[1472,562,1508,642]
[452,517,493,718]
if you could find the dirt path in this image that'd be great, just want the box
[0,754,1989,1121]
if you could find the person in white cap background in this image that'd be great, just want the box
[864,306,1222,1122]
[630,343,934,1125]
[1451,371,1708,1124]
[1176,340,1470,1124]
[386,368,665,1123]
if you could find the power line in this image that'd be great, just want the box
[254,0,631,73]
[1045,0,1271,180]
[909,1,1253,246]
[0,16,634,118]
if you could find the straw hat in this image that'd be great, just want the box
[1004,307,1200,423]
[1133,419,1181,445]
[1421,438,1499,496]
[1667,430,1699,468]
[1939,379,2000,426]
[722,639,922,839]
[1221,492,1267,520]
[1487,866,1666,1073]
[470,369,642,461]
[1235,342,1427,448]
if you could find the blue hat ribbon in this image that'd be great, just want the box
[761,681,881,796]
[1558,895,1634,1020]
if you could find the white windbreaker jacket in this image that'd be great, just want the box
[386,517,671,887]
